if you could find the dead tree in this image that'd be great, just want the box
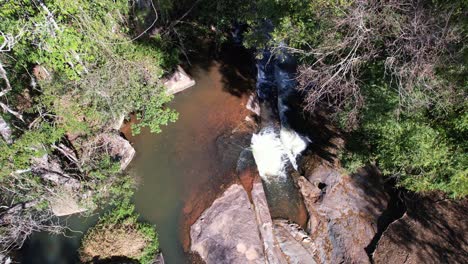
[295,0,463,127]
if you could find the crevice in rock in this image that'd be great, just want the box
[317,182,327,190]
[365,180,407,263]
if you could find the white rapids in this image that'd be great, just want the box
[251,126,310,182]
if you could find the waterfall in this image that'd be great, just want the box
[251,43,310,182]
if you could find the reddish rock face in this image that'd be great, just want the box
[190,184,266,264]
[298,161,389,263]
[373,195,468,264]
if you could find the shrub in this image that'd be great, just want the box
[80,201,159,264]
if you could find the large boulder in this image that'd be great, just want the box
[97,133,135,171]
[190,184,265,264]
[298,163,389,263]
[164,65,196,95]
[373,195,468,264]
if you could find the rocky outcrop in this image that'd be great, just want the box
[373,195,468,264]
[31,154,88,216]
[272,220,317,264]
[190,177,318,264]
[298,163,389,263]
[190,184,265,264]
[251,181,288,264]
[97,133,135,170]
[164,65,196,95]
[32,154,81,190]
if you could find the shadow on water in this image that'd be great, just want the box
[286,91,339,165]
[20,213,101,264]
[217,44,256,97]
[85,256,139,264]
[184,39,256,98]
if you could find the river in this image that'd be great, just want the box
[20,42,310,263]
[21,43,256,264]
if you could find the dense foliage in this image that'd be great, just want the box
[0,0,175,253]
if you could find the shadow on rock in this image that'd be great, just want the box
[373,193,468,264]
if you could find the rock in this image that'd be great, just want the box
[190,184,265,264]
[154,253,165,264]
[0,116,12,144]
[216,132,251,174]
[31,155,88,216]
[109,114,126,131]
[373,195,468,264]
[32,154,82,190]
[272,219,318,264]
[98,133,135,170]
[0,254,11,264]
[246,94,260,116]
[164,65,196,95]
[251,181,288,264]
[298,164,389,263]
[236,149,256,174]
[49,188,87,216]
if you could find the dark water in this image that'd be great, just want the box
[20,214,101,263]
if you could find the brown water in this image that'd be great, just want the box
[122,55,254,263]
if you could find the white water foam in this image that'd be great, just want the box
[251,127,288,182]
[251,126,310,182]
[280,127,311,170]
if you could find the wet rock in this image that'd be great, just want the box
[216,132,251,174]
[373,195,468,264]
[236,149,256,174]
[190,184,265,264]
[298,164,389,263]
[273,219,318,264]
